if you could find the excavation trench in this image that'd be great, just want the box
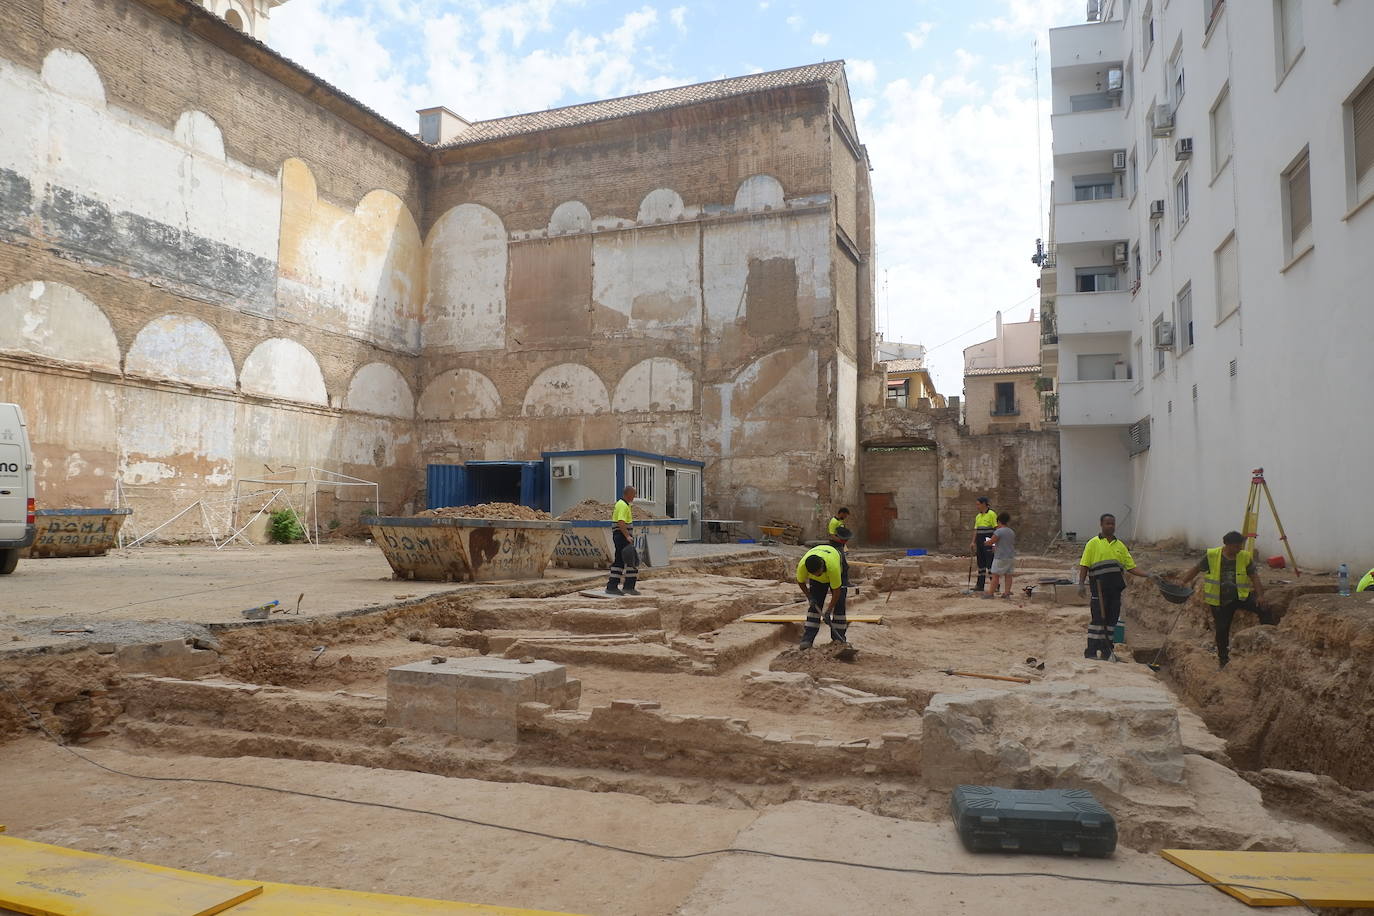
[2,549,1371,870]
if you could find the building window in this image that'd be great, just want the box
[1275,0,1303,78]
[1346,71,1374,208]
[1142,2,1155,60]
[1133,338,1144,387]
[1176,282,1194,352]
[1211,84,1233,176]
[1129,149,1139,197]
[1151,219,1163,266]
[1205,0,1225,33]
[1075,266,1120,292]
[1214,232,1240,322]
[1073,174,1118,201]
[1131,243,1142,292]
[629,462,656,503]
[1146,103,1158,164]
[1168,43,1186,109]
[1283,148,1313,259]
[224,7,245,30]
[992,382,1018,417]
[1152,316,1167,374]
[1174,171,1191,231]
[886,378,910,409]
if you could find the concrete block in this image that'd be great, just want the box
[114,639,219,678]
[387,657,569,741]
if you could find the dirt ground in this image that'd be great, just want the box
[0,544,1370,915]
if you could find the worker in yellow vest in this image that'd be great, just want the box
[827,507,851,586]
[1076,513,1154,660]
[968,497,998,594]
[1358,568,1374,593]
[1176,531,1274,669]
[796,541,848,649]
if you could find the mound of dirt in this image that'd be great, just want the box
[419,503,554,521]
[557,499,660,521]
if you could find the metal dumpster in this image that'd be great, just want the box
[26,508,133,558]
[553,519,686,569]
[366,516,571,582]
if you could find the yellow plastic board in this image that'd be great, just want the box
[1161,849,1374,908]
[233,881,587,914]
[740,615,883,624]
[0,835,261,916]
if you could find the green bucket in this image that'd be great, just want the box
[1113,622,1126,644]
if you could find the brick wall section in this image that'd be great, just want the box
[860,448,938,546]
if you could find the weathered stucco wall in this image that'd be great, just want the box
[861,405,1061,551]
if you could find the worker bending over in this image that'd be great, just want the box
[1077,513,1152,660]
[1358,567,1374,593]
[969,497,997,594]
[1176,531,1274,669]
[605,485,641,596]
[796,539,849,649]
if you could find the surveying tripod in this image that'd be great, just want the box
[1242,468,1300,575]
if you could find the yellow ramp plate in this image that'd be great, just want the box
[1161,849,1374,908]
[233,881,587,915]
[0,835,261,916]
[740,615,883,624]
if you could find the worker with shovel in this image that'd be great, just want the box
[1174,531,1273,669]
[796,533,850,649]
[1077,513,1153,660]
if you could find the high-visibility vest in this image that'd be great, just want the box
[1203,547,1252,606]
[974,510,998,533]
[1358,568,1374,593]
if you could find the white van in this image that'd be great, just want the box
[0,402,37,574]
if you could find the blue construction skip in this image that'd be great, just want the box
[426,462,549,512]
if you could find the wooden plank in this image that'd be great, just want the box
[1161,850,1374,908]
[231,880,587,914]
[739,615,883,624]
[0,835,261,916]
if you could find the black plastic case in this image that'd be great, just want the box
[949,785,1117,857]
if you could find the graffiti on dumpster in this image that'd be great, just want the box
[553,532,608,560]
[36,517,116,548]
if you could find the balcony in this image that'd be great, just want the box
[1051,108,1126,157]
[1053,197,1129,245]
[1057,289,1132,336]
[1041,392,1059,424]
[1050,22,1118,71]
[1057,379,1135,427]
[989,399,1021,418]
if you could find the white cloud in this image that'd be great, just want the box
[786,14,803,29]
[670,6,687,32]
[758,0,770,8]
[903,21,935,50]
[979,0,1081,36]
[810,31,831,47]
[847,59,877,87]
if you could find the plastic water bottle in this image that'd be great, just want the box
[1338,564,1351,597]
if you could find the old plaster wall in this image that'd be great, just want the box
[861,405,1061,550]
[0,3,425,536]
[963,373,1045,435]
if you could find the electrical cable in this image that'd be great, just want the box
[0,677,1315,912]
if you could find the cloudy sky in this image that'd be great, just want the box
[268,0,1083,393]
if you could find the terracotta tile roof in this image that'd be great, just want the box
[440,61,846,148]
[964,365,1042,377]
[882,359,929,373]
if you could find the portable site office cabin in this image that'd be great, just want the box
[545,448,703,542]
[425,461,549,513]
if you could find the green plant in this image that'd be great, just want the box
[328,518,341,530]
[268,508,305,543]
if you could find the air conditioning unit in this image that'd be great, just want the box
[1149,199,1165,219]
[1112,150,1127,171]
[550,460,579,480]
[1086,0,1103,22]
[1154,322,1175,348]
[1151,103,1175,137]
[1175,137,1194,160]
[1106,69,1124,97]
[1113,242,1129,264]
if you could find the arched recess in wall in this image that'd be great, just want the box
[345,362,415,419]
[734,175,785,212]
[240,338,328,406]
[173,110,226,160]
[423,203,507,352]
[548,200,591,235]
[0,281,120,372]
[612,358,695,413]
[730,346,818,419]
[126,315,236,389]
[40,48,105,105]
[637,188,685,224]
[418,369,503,420]
[277,158,423,350]
[522,364,611,417]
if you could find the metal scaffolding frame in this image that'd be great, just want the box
[232,466,381,545]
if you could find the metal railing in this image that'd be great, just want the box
[1041,393,1060,424]
[990,400,1021,417]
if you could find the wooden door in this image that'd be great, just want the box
[865,492,898,544]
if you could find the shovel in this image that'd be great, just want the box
[942,669,1032,684]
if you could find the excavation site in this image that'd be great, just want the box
[2,538,1371,915]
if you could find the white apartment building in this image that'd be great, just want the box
[1046,0,1373,564]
